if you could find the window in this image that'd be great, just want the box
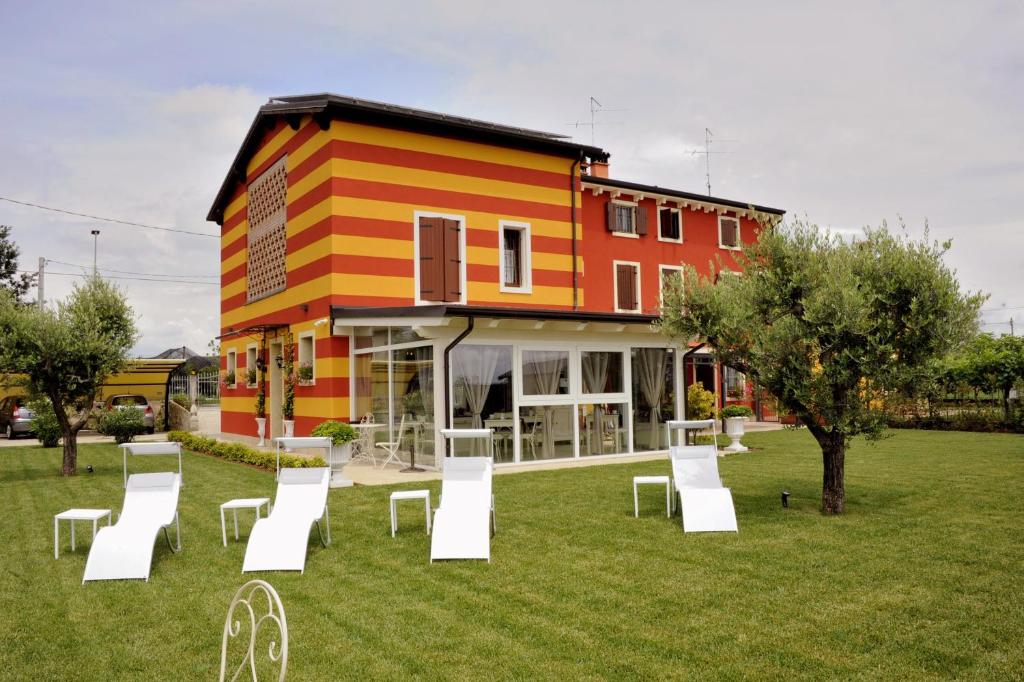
[226,350,237,386]
[631,347,677,451]
[246,156,288,302]
[614,262,641,313]
[246,345,258,386]
[606,201,647,236]
[522,350,570,396]
[297,332,315,384]
[416,213,464,303]
[718,215,741,249]
[658,207,682,242]
[499,221,531,293]
[659,265,684,309]
[451,345,513,461]
[581,351,624,394]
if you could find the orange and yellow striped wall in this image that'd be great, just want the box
[217,114,582,437]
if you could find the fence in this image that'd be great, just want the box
[169,371,220,406]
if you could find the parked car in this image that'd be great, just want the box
[104,394,156,434]
[0,396,35,439]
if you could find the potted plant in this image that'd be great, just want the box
[282,376,295,439]
[309,419,358,483]
[254,384,267,446]
[223,370,236,388]
[297,362,314,385]
[721,405,754,452]
[247,367,258,387]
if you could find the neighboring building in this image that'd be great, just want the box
[208,93,784,467]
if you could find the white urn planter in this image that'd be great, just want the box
[724,416,749,453]
[329,442,354,488]
[255,417,266,446]
[282,419,296,450]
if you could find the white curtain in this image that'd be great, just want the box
[416,352,433,417]
[636,348,668,449]
[582,352,611,453]
[523,351,567,457]
[455,346,501,455]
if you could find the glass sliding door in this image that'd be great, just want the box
[578,403,628,456]
[450,345,513,460]
[391,345,434,467]
[520,405,575,460]
[631,347,676,451]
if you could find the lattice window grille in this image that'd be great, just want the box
[246,156,288,302]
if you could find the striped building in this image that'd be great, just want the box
[209,94,784,467]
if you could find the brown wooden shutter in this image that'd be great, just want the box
[418,217,444,301]
[606,201,617,232]
[442,219,461,302]
[722,217,738,246]
[635,204,648,236]
[617,264,637,310]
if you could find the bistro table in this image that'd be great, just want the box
[351,422,381,464]
[54,508,112,559]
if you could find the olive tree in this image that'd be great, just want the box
[0,277,137,475]
[0,225,36,302]
[660,219,983,513]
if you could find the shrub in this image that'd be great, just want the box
[686,383,716,420]
[97,407,145,444]
[721,405,754,419]
[311,420,358,445]
[246,367,257,385]
[170,393,192,411]
[297,363,314,382]
[223,370,236,386]
[167,431,326,470]
[27,398,61,447]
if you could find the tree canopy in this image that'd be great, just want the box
[946,333,1024,419]
[0,276,137,475]
[0,225,36,303]
[660,219,983,513]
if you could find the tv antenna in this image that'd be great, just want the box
[567,97,625,145]
[687,128,735,196]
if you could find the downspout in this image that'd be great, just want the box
[570,154,582,310]
[443,316,475,435]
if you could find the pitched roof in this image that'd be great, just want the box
[207,93,609,223]
[582,175,786,216]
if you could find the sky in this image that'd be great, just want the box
[1,0,1021,355]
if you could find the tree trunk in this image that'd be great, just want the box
[61,426,78,476]
[821,437,846,514]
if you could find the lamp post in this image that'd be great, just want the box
[90,229,100,274]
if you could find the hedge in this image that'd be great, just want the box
[167,431,327,470]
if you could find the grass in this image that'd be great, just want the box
[1,429,1023,680]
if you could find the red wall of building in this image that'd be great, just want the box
[579,192,761,314]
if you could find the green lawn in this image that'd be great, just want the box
[1,429,1022,680]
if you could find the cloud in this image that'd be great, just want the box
[1,0,1021,350]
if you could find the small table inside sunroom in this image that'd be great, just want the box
[219,498,271,546]
[54,508,112,559]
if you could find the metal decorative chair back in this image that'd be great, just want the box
[219,580,288,682]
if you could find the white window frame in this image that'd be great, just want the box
[226,350,237,387]
[498,220,532,294]
[413,210,467,305]
[657,206,683,244]
[612,260,642,314]
[610,200,639,238]
[718,214,742,250]
[297,331,316,384]
[658,264,684,309]
[246,344,258,387]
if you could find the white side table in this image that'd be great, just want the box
[220,498,271,546]
[389,490,431,537]
[54,508,112,559]
[633,476,672,518]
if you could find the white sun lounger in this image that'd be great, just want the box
[669,445,738,533]
[82,472,182,583]
[242,467,331,574]
[430,457,495,563]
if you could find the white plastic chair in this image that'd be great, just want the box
[669,445,738,533]
[82,472,182,583]
[242,468,331,573]
[375,414,408,469]
[430,457,495,562]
